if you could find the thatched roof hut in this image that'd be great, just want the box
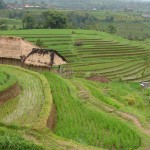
[22,48,67,69]
[0,36,67,69]
[0,36,38,59]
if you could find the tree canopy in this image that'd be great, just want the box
[22,11,67,29]
[0,20,8,30]
[22,14,35,29]
[0,0,6,9]
[42,11,67,29]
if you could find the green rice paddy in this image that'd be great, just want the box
[1,29,149,81]
[0,29,150,150]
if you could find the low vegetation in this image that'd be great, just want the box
[1,9,150,41]
[0,125,43,150]
[43,72,141,150]
[0,28,150,149]
[0,70,16,92]
[0,65,52,128]
[1,29,149,81]
[0,65,103,150]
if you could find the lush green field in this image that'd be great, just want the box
[0,124,43,150]
[1,9,150,39]
[44,72,143,150]
[0,65,97,150]
[90,11,145,22]
[0,66,149,150]
[90,10,150,39]
[0,29,150,149]
[0,65,48,149]
[0,70,16,92]
[0,29,150,81]
[0,17,22,29]
[0,65,52,128]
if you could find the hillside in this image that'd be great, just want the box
[0,65,92,150]
[0,29,150,150]
[0,9,150,41]
[1,29,150,81]
[0,65,149,149]
[44,72,150,149]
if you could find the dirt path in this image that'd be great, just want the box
[75,82,150,135]
[117,111,150,135]
[72,79,150,136]
[47,103,57,130]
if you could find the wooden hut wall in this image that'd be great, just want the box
[0,57,49,71]
[0,58,3,64]
[23,64,49,71]
[0,58,21,66]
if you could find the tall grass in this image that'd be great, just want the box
[0,71,16,92]
[0,126,43,150]
[44,72,141,150]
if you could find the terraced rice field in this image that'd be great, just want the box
[44,72,150,150]
[90,11,150,38]
[1,65,149,150]
[0,29,150,149]
[0,29,149,81]
[0,65,51,127]
[0,71,17,94]
[0,65,94,150]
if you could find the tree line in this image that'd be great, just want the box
[21,11,100,30]
[0,10,117,35]
[0,0,5,9]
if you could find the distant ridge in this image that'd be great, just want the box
[3,0,150,10]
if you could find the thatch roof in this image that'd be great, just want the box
[0,36,67,68]
[0,36,38,59]
[22,48,67,68]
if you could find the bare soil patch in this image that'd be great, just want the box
[0,82,20,105]
[47,103,57,130]
[87,75,110,83]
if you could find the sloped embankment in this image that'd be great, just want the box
[0,65,53,129]
[0,71,20,105]
[0,82,20,105]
